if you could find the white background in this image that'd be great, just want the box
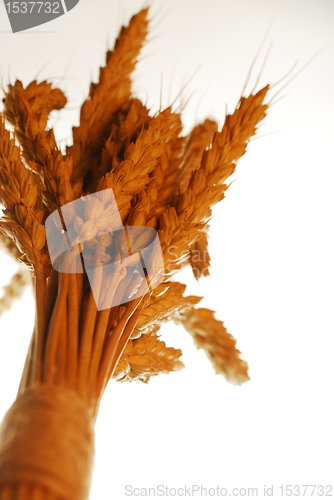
[0,0,333,498]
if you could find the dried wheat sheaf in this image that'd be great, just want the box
[0,7,274,500]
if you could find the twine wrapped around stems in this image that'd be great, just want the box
[0,5,280,499]
[0,386,95,500]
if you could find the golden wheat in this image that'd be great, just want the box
[0,7,274,499]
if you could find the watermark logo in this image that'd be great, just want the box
[45,189,165,311]
[3,0,80,33]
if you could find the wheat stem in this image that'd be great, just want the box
[44,270,58,333]
[43,272,69,384]
[18,330,35,394]
[55,293,68,385]
[95,295,143,399]
[67,272,79,389]
[31,273,47,384]
[77,290,97,399]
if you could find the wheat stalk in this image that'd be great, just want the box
[0,7,276,499]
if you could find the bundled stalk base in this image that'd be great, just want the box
[0,386,94,500]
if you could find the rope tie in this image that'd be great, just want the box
[0,385,95,500]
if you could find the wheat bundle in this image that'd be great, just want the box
[0,7,274,500]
